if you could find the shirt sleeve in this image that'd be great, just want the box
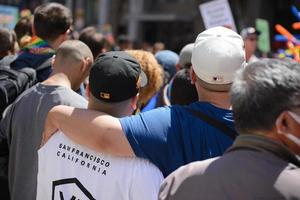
[119,107,172,175]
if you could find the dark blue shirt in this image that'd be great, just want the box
[10,50,53,82]
[120,102,236,176]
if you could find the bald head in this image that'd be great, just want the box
[49,40,94,91]
[55,40,94,65]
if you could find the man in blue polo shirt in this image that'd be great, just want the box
[42,26,246,177]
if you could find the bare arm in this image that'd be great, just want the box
[42,105,135,157]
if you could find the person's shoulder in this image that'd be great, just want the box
[168,157,219,179]
[8,83,38,107]
[134,105,172,120]
[54,86,87,104]
[11,51,52,69]
[10,53,30,69]
[0,55,17,67]
[159,157,219,200]
[162,157,219,187]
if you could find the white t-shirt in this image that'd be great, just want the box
[37,132,163,200]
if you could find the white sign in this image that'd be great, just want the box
[199,0,236,31]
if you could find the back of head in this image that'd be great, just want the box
[155,50,179,84]
[153,42,165,54]
[14,16,33,48]
[240,27,260,40]
[117,34,132,50]
[79,26,108,59]
[118,34,131,45]
[52,40,93,91]
[55,40,93,66]
[231,58,300,134]
[170,68,198,105]
[125,49,163,106]
[0,28,15,58]
[33,3,72,41]
[178,43,194,69]
[191,26,245,92]
[240,27,260,62]
[88,51,147,116]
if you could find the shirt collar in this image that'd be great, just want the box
[226,134,300,167]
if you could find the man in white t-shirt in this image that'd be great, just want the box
[37,51,163,200]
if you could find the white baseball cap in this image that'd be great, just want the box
[191,26,245,86]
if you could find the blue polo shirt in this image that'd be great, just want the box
[119,102,237,176]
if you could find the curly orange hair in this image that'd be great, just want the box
[126,50,164,107]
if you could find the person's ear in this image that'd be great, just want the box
[176,63,181,71]
[276,111,291,134]
[102,48,107,53]
[50,55,56,69]
[275,111,300,154]
[62,31,69,42]
[190,67,197,84]
[130,94,139,111]
[80,57,92,73]
[60,28,71,43]
[85,83,91,98]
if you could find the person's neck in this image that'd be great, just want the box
[42,72,72,89]
[87,103,131,118]
[198,89,231,109]
[48,38,62,51]
[245,51,254,62]
[266,130,300,155]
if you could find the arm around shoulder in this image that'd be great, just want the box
[42,105,135,156]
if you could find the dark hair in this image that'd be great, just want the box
[170,68,198,105]
[33,3,72,41]
[230,58,300,134]
[14,16,33,46]
[0,28,15,58]
[79,26,108,58]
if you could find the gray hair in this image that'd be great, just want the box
[230,58,300,134]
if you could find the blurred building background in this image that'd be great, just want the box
[0,0,298,52]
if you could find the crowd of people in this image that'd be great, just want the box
[0,2,299,200]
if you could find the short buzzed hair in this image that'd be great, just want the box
[230,58,300,134]
[33,3,72,41]
[56,40,94,64]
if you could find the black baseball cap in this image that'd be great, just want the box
[89,51,147,102]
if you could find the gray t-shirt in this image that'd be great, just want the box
[0,83,87,200]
